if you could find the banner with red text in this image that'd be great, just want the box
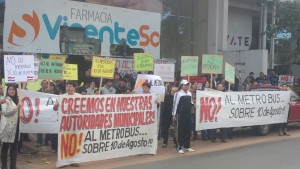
[20,90,59,133]
[57,94,158,167]
[196,91,290,130]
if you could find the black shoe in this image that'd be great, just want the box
[221,139,227,143]
[162,144,167,148]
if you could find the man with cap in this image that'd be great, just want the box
[172,80,195,154]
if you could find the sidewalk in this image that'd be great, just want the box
[17,126,300,169]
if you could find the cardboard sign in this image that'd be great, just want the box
[202,55,223,74]
[57,94,158,167]
[91,57,116,78]
[4,55,35,83]
[134,74,165,102]
[181,56,198,77]
[63,64,78,80]
[154,64,175,82]
[225,63,235,83]
[134,53,154,71]
[196,91,290,130]
[39,60,64,79]
[27,80,43,91]
[48,55,67,63]
[34,60,40,81]
[278,75,294,86]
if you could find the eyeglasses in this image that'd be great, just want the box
[171,90,177,92]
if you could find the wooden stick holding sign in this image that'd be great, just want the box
[99,78,103,95]
[90,56,116,95]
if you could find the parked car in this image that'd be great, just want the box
[250,86,300,135]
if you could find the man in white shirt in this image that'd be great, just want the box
[53,81,80,167]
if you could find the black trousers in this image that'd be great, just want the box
[1,123,19,169]
[51,134,58,151]
[177,113,191,150]
[209,128,227,141]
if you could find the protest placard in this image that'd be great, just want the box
[91,57,116,78]
[278,75,294,86]
[196,91,290,130]
[39,60,64,79]
[225,63,235,84]
[27,80,43,91]
[20,90,59,133]
[134,74,165,102]
[134,53,154,71]
[202,55,223,74]
[57,94,158,167]
[154,64,175,82]
[33,60,39,81]
[63,64,78,80]
[4,55,35,83]
[48,55,67,63]
[116,58,174,78]
[181,56,199,77]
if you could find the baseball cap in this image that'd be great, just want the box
[180,80,189,85]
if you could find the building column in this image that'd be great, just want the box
[218,0,229,52]
[207,0,228,54]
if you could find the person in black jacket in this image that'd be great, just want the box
[161,87,178,147]
[172,80,195,154]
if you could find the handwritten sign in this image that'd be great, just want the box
[134,53,154,71]
[225,63,235,83]
[181,56,199,76]
[63,64,78,80]
[202,55,223,74]
[154,64,175,82]
[278,75,294,86]
[48,55,67,63]
[34,60,39,81]
[4,55,35,83]
[91,57,116,78]
[39,60,63,79]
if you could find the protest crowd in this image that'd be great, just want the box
[0,64,295,168]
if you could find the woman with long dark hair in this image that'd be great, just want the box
[0,85,22,169]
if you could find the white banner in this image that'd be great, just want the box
[4,55,35,83]
[196,91,290,130]
[134,74,165,102]
[154,64,175,82]
[278,75,294,86]
[4,0,160,57]
[20,90,59,133]
[57,94,158,167]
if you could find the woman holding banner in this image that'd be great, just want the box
[0,84,22,169]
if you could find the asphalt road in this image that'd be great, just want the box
[118,138,300,169]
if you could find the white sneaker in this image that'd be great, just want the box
[177,149,184,154]
[184,148,195,152]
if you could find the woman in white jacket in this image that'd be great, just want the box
[0,85,21,169]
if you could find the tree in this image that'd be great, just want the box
[268,0,300,65]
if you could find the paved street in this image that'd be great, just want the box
[15,124,300,169]
[119,137,300,169]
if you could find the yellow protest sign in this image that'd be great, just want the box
[27,79,43,91]
[91,57,116,78]
[134,53,154,71]
[63,64,78,80]
[48,55,67,63]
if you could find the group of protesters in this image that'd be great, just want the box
[0,68,294,168]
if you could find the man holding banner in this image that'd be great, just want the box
[172,80,195,154]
